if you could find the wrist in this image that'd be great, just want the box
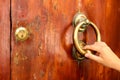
[112,59,120,72]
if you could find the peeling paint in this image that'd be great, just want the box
[22,55,28,60]
[33,73,37,80]
[14,53,19,65]
[38,43,43,56]
[14,52,28,65]
[21,53,28,61]
[40,70,45,78]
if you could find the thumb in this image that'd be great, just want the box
[85,53,102,63]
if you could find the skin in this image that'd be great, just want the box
[84,42,120,72]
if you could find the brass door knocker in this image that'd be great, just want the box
[72,12,101,61]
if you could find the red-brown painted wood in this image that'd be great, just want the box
[0,0,10,80]
[79,0,120,80]
[11,0,120,80]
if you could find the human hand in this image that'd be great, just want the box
[84,42,120,71]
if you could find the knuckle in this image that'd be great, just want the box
[101,42,106,45]
[100,42,107,47]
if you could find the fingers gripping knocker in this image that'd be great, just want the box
[72,12,101,61]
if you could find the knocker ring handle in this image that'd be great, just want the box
[72,12,101,60]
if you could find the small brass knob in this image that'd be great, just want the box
[15,27,29,41]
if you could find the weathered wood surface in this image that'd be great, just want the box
[0,0,10,80]
[11,0,120,80]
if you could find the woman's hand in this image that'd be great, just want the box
[84,42,120,71]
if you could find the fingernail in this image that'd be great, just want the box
[85,53,89,57]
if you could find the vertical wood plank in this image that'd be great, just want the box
[11,0,80,80]
[0,0,10,80]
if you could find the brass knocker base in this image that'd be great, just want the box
[72,12,101,61]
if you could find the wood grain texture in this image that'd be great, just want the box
[0,0,10,80]
[11,0,120,80]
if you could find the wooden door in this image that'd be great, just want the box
[0,0,119,80]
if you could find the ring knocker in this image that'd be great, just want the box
[72,12,101,61]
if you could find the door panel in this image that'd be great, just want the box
[11,0,120,80]
[11,0,80,80]
[0,0,10,80]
